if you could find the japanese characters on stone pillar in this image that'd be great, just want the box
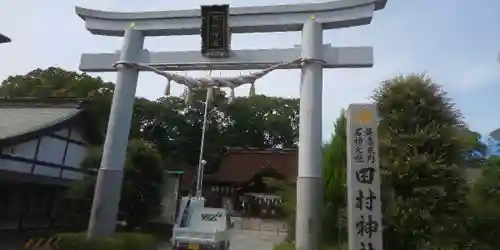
[347,103,382,250]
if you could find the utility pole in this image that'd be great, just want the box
[75,1,388,248]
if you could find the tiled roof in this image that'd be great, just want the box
[178,149,298,190]
[204,148,298,183]
[0,98,85,142]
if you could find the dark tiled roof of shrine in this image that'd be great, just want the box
[204,148,298,183]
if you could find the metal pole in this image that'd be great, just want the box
[296,19,324,250]
[87,27,144,238]
[195,89,211,197]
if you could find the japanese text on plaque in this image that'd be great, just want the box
[350,106,381,250]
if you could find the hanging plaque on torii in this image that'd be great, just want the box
[201,4,230,58]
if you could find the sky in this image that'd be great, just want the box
[0,0,499,141]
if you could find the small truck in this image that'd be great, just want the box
[172,197,233,250]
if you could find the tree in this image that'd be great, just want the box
[462,130,488,156]
[372,73,471,249]
[322,110,348,245]
[121,140,164,227]
[0,67,114,98]
[461,129,488,169]
[140,91,300,171]
[467,156,500,249]
[66,139,164,229]
[224,95,299,149]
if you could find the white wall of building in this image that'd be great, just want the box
[0,125,89,180]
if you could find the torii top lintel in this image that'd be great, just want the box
[75,0,387,37]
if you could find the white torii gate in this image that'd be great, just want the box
[75,1,387,249]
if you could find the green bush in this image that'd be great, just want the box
[57,232,157,250]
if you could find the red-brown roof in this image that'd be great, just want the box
[178,148,298,190]
[205,148,298,183]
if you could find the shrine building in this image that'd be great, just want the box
[180,148,298,218]
[0,98,95,232]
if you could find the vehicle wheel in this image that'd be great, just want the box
[217,241,225,250]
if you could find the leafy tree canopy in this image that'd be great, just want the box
[373,73,471,249]
[69,139,164,229]
[322,109,348,245]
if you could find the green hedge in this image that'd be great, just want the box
[56,232,157,250]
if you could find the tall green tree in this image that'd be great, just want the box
[373,73,471,249]
[322,109,348,245]
[467,156,500,250]
[67,139,164,229]
[0,67,114,98]
[224,95,299,148]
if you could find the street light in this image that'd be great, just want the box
[0,33,11,44]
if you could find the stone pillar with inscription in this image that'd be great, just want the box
[347,104,383,250]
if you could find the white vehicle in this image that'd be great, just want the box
[172,197,233,250]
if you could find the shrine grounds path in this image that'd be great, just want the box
[229,228,286,250]
[228,217,287,250]
[158,229,286,250]
[159,218,287,250]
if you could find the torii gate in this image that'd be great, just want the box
[75,1,388,249]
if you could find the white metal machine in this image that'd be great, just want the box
[172,197,233,250]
